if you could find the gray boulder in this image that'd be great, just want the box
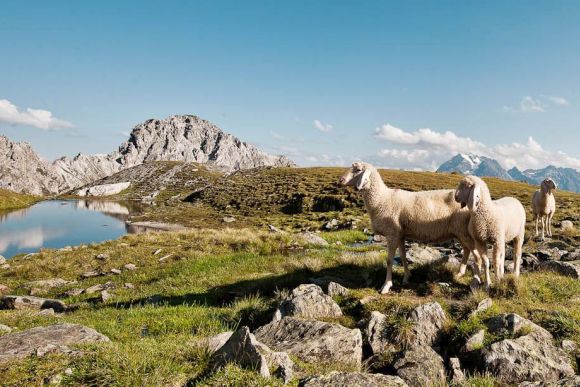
[481,314,574,384]
[365,311,390,355]
[211,326,270,378]
[299,371,408,386]
[0,295,66,313]
[462,329,485,352]
[405,244,443,265]
[273,284,342,321]
[84,281,115,295]
[560,220,574,231]
[408,302,446,347]
[24,278,72,295]
[255,317,363,367]
[449,357,465,384]
[301,232,329,246]
[327,282,349,297]
[0,323,109,363]
[539,261,580,279]
[393,345,446,387]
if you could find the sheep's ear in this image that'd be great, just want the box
[467,185,480,211]
[356,169,371,190]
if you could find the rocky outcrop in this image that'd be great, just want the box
[299,372,408,387]
[77,182,131,197]
[273,284,342,321]
[365,311,389,355]
[0,115,294,195]
[480,314,574,384]
[254,317,363,367]
[0,323,110,363]
[408,302,447,347]
[539,261,580,279]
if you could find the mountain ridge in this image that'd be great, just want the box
[437,153,580,192]
[0,115,294,195]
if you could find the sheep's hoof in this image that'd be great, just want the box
[379,282,392,294]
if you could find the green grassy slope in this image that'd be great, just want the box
[0,189,39,211]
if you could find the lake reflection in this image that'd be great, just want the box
[0,200,131,258]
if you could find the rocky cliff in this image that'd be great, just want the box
[0,115,294,195]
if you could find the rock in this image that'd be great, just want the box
[365,311,390,356]
[0,324,12,334]
[273,284,342,321]
[268,224,283,233]
[0,323,110,363]
[470,298,492,317]
[405,244,443,265]
[301,232,329,246]
[540,261,580,279]
[205,331,234,352]
[0,255,5,265]
[110,268,122,275]
[408,302,446,347]
[372,234,386,243]
[1,263,11,269]
[123,283,134,289]
[0,284,10,295]
[481,314,574,384]
[85,281,115,295]
[327,281,349,297]
[520,376,580,386]
[0,295,66,313]
[393,345,446,387]
[81,270,101,278]
[211,326,270,378]
[38,308,56,316]
[561,339,577,354]
[299,371,408,387]
[449,357,465,384]
[324,218,339,231]
[25,278,72,295]
[560,220,574,231]
[100,290,112,303]
[47,373,63,385]
[96,253,109,260]
[77,182,131,197]
[124,263,137,271]
[64,288,84,297]
[255,317,363,367]
[536,248,566,261]
[561,251,580,262]
[462,329,485,352]
[222,216,236,223]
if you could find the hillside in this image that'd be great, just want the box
[0,189,38,211]
[82,163,580,244]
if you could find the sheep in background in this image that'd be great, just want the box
[532,178,557,240]
[454,175,526,289]
[340,162,475,294]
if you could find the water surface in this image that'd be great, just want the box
[0,200,131,258]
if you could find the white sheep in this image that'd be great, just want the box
[454,175,526,289]
[340,162,475,294]
[532,178,557,240]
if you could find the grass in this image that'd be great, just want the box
[1,228,578,385]
[0,189,39,212]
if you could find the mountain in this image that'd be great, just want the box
[0,115,294,195]
[436,153,513,181]
[437,153,580,193]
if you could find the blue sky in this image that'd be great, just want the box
[1,1,579,170]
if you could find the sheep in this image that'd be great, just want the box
[532,178,557,240]
[340,162,475,294]
[454,175,526,289]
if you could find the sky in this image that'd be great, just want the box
[1,0,580,171]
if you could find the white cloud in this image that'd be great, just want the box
[314,119,333,132]
[269,130,285,140]
[375,124,580,171]
[0,99,73,130]
[504,95,569,113]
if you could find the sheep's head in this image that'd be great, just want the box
[455,175,482,211]
[541,178,557,193]
[340,162,373,191]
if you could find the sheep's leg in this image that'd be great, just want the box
[540,216,546,240]
[534,214,539,237]
[477,242,492,290]
[456,244,471,278]
[492,243,502,281]
[513,236,523,277]
[399,240,411,285]
[379,244,398,294]
[547,214,553,237]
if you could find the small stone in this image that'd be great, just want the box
[85,281,115,295]
[47,373,63,385]
[64,368,73,376]
[110,268,122,275]
[64,288,84,297]
[560,220,574,231]
[471,298,493,317]
[222,216,236,223]
[38,308,56,316]
[324,218,339,230]
[373,234,386,243]
[0,255,5,265]
[268,224,283,233]
[100,290,112,303]
[81,270,100,279]
[462,329,485,352]
[96,253,109,260]
[123,283,134,289]
[300,232,328,246]
[561,339,577,354]
[450,357,465,383]
[0,324,12,334]
[327,281,349,297]
[123,263,137,271]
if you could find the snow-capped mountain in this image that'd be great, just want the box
[437,153,580,193]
